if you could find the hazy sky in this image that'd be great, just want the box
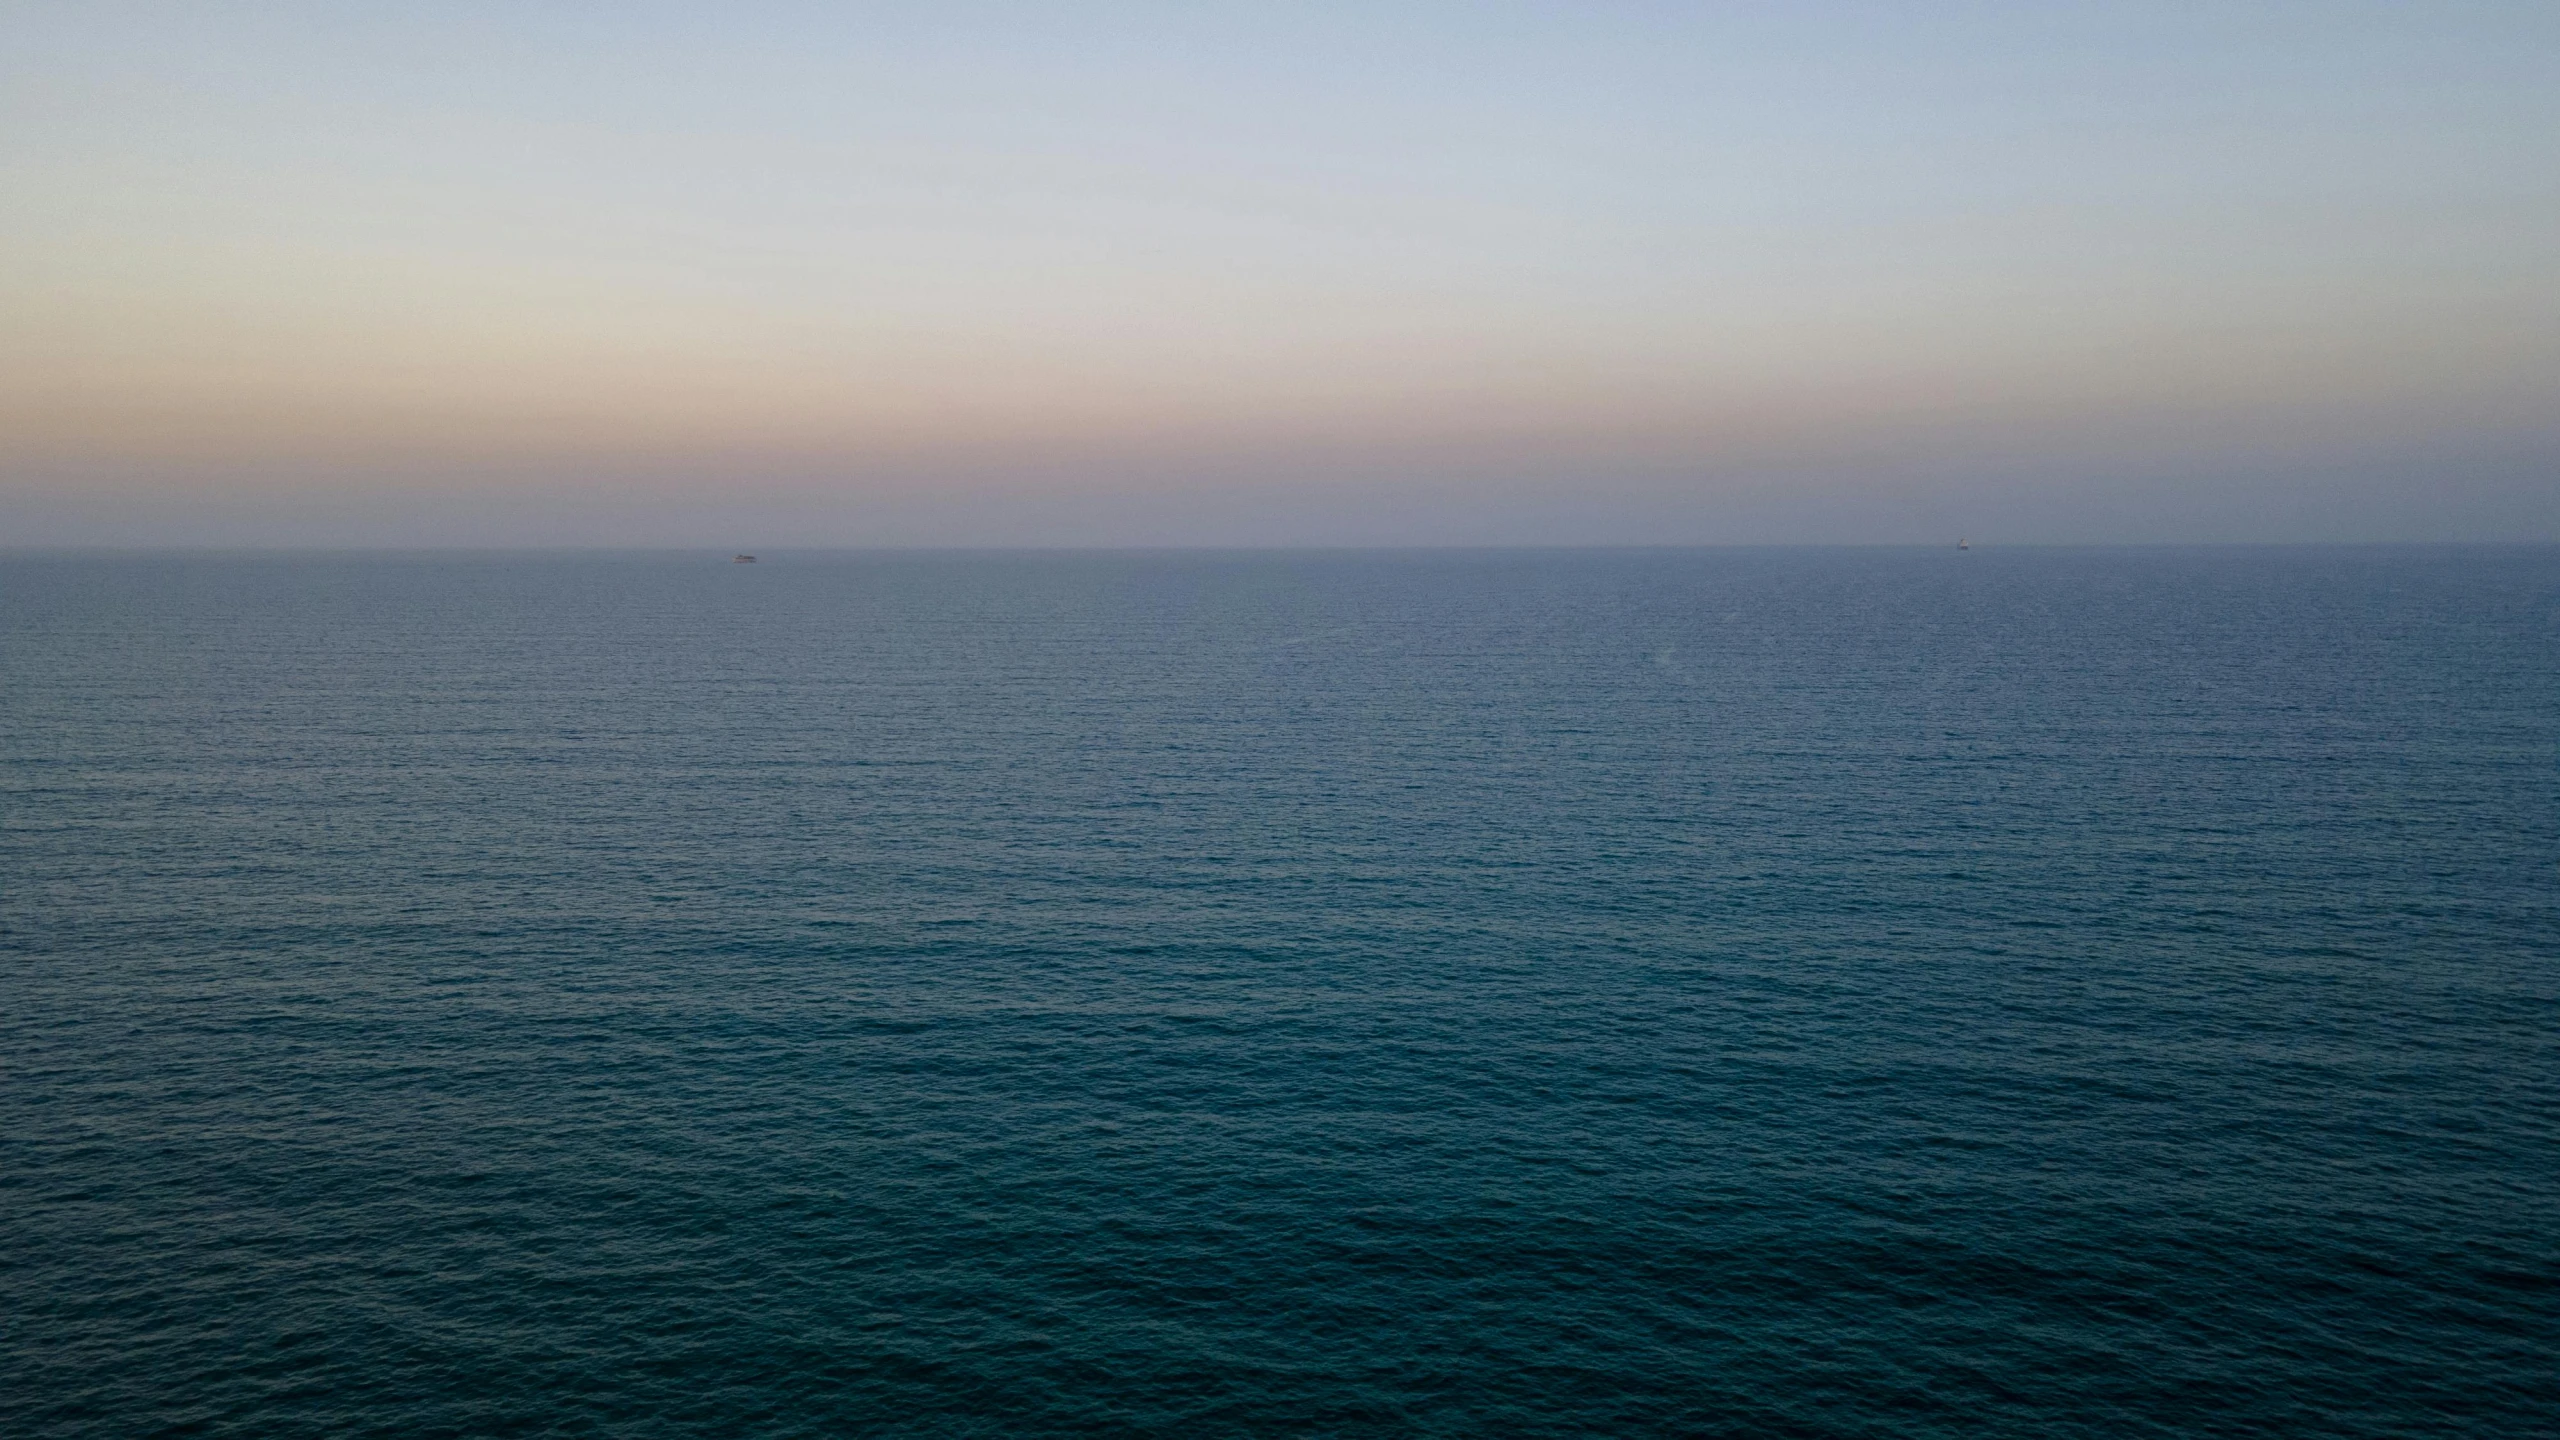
[5,1,2555,544]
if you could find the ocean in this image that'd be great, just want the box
[3,547,2554,1436]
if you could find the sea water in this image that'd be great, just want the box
[3,548,2555,1436]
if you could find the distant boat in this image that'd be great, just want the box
[1957,538,1969,550]
[732,554,757,563]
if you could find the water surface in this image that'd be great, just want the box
[4,548,2555,1436]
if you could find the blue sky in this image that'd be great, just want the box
[4,2,2555,543]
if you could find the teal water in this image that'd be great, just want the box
[3,548,2555,1436]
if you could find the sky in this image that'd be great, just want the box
[3,1,2555,545]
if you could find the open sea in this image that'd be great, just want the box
[3,547,2555,1437]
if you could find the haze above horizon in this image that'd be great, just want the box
[5,2,2555,546]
